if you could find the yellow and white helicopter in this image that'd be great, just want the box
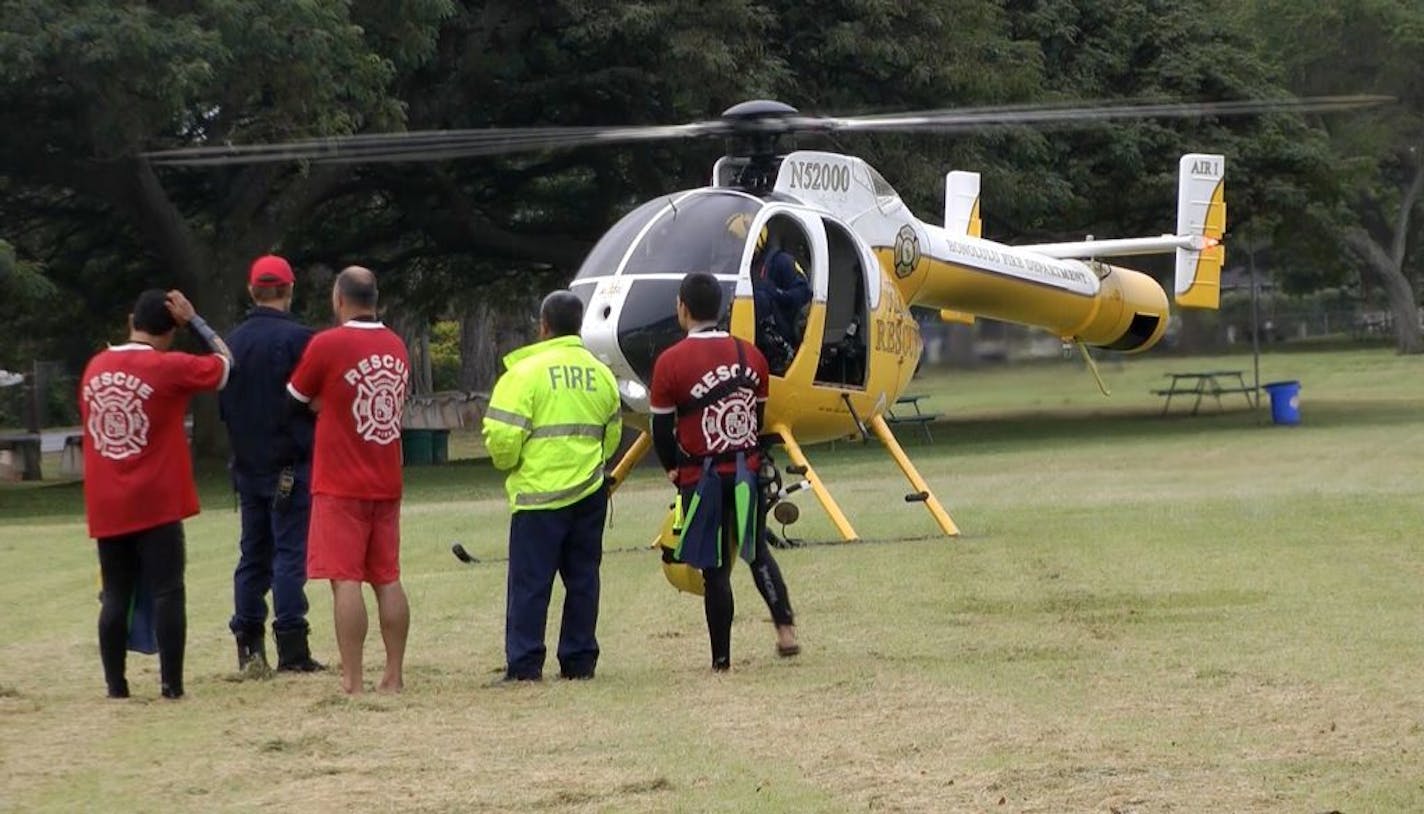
[147,95,1382,555]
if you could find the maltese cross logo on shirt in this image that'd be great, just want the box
[701,390,757,453]
[87,384,151,460]
[351,367,406,445]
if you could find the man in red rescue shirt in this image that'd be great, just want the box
[287,266,410,695]
[81,288,233,699]
[649,272,798,672]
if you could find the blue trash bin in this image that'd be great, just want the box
[1263,380,1301,425]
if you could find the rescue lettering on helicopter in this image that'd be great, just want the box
[873,316,919,358]
[787,160,851,193]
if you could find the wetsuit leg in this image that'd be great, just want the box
[97,535,141,696]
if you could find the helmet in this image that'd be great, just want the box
[661,554,706,595]
[656,500,705,595]
[725,211,753,240]
[724,212,769,252]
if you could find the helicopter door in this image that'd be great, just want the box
[813,220,870,388]
[740,210,820,377]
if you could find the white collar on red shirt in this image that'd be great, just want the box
[688,322,726,338]
[343,319,385,329]
[108,342,155,352]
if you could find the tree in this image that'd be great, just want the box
[0,0,455,449]
[1250,0,1424,352]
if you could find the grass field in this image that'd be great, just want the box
[3,349,1423,812]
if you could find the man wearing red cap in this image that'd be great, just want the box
[217,255,324,674]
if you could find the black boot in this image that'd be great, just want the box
[275,628,325,673]
[235,629,271,677]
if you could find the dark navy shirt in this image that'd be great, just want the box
[753,250,811,340]
[219,307,315,485]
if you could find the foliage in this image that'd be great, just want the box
[1247,0,1424,351]
[2,0,1421,382]
[428,319,461,391]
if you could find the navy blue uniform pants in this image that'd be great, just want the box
[230,467,312,636]
[505,488,607,679]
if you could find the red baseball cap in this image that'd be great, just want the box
[249,255,294,286]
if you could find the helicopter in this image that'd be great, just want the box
[146,94,1384,558]
[574,102,1237,545]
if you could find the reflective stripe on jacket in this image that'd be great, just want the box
[481,335,622,512]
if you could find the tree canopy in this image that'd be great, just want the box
[2,0,1420,390]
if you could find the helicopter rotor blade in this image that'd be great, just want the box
[142,94,1392,167]
[820,95,1393,134]
[144,121,727,166]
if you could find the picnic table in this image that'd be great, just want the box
[1151,370,1257,416]
[886,393,940,442]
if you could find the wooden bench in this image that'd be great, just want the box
[0,433,43,481]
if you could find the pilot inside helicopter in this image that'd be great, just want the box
[726,214,811,374]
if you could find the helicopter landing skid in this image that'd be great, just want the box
[769,424,861,542]
[605,430,651,497]
[868,414,959,536]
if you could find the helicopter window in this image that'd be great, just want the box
[574,196,671,281]
[621,192,761,277]
[866,166,900,206]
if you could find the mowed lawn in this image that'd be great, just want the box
[2,349,1423,812]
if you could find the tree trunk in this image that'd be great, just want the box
[458,299,537,392]
[1343,157,1424,354]
[390,312,434,396]
[1344,226,1422,355]
[1381,271,1422,354]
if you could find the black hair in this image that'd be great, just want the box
[678,271,722,322]
[131,289,177,335]
[336,267,378,309]
[540,290,584,337]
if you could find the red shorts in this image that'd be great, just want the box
[307,495,401,584]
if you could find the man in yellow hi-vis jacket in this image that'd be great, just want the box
[482,290,621,681]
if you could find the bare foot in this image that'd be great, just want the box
[341,677,363,695]
[775,624,800,657]
[378,675,403,693]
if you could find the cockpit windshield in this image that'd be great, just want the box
[574,196,670,281]
[575,190,762,279]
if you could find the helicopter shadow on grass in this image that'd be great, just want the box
[805,398,1422,464]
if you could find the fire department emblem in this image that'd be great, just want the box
[701,390,757,453]
[351,368,406,445]
[87,384,151,460]
[893,224,920,279]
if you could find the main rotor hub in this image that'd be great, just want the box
[719,100,807,191]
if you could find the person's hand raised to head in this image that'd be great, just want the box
[165,290,196,325]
